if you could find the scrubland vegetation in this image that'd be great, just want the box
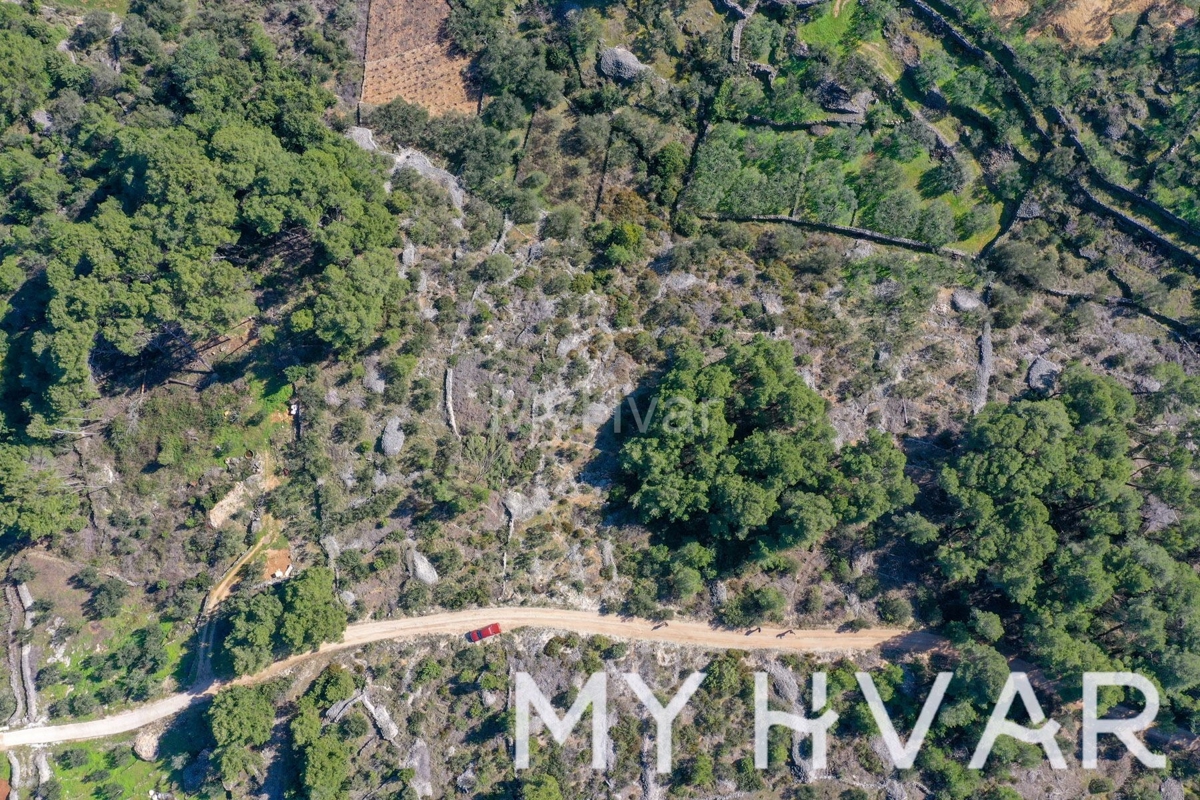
[3,0,1200,794]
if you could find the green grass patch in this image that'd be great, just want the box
[49,614,192,722]
[51,0,130,14]
[50,701,210,798]
[52,741,164,798]
[797,0,856,49]
[858,40,904,82]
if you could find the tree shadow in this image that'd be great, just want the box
[256,715,301,800]
[464,710,507,744]
[0,268,53,433]
[153,701,216,794]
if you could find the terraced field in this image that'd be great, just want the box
[360,0,477,113]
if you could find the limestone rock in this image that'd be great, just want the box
[504,487,551,522]
[819,81,874,115]
[556,332,591,358]
[759,293,784,315]
[456,765,477,793]
[1016,197,1044,219]
[846,240,874,261]
[408,548,439,586]
[1162,779,1185,800]
[363,693,400,741]
[1027,356,1061,393]
[406,739,434,797]
[599,47,649,82]
[346,126,378,151]
[321,535,342,561]
[924,87,949,110]
[582,402,609,429]
[951,288,983,312]
[16,584,33,612]
[662,273,699,292]
[182,750,213,794]
[326,693,361,722]
[381,417,406,457]
[362,358,386,394]
[394,149,465,212]
[134,726,162,761]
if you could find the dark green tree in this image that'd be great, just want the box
[279,567,348,654]
[620,336,912,559]
[223,591,284,676]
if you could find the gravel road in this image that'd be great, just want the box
[0,607,932,748]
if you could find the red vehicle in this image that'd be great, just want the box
[467,623,502,642]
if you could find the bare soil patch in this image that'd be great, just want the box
[991,0,1193,45]
[263,548,292,579]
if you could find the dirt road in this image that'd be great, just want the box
[0,607,934,749]
[203,514,279,613]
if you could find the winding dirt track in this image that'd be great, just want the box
[0,607,937,749]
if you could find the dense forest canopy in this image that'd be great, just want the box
[909,366,1200,719]
[619,335,914,554]
[0,0,400,440]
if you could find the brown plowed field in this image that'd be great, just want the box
[361,0,477,114]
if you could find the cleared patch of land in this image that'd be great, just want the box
[360,0,477,113]
[991,0,1193,46]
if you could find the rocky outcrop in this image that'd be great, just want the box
[4,584,36,725]
[326,692,362,722]
[347,127,467,213]
[1027,356,1061,393]
[381,417,405,457]
[363,693,400,741]
[503,487,551,522]
[363,357,386,395]
[445,368,460,438]
[598,47,649,82]
[408,548,439,586]
[134,725,163,761]
[5,586,25,726]
[34,751,49,787]
[8,750,20,800]
[1015,197,1043,219]
[405,739,434,797]
[182,750,212,794]
[971,322,993,414]
[951,288,982,312]
[819,82,874,116]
